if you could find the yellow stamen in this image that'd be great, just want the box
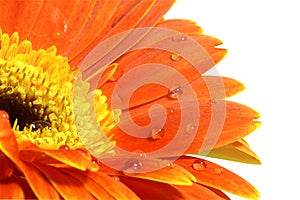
[0,29,119,154]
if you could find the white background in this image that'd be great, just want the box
[166,0,300,199]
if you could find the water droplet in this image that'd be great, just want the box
[112,176,120,181]
[185,123,197,135]
[192,160,207,171]
[109,65,123,81]
[52,22,68,40]
[170,53,182,61]
[169,86,183,99]
[0,110,9,120]
[52,29,62,40]
[172,35,188,42]
[59,145,70,151]
[214,167,223,175]
[209,99,217,104]
[91,157,100,165]
[166,161,174,168]
[151,128,164,140]
[63,23,68,32]
[77,148,90,159]
[168,108,175,115]
[123,158,143,174]
[131,150,147,159]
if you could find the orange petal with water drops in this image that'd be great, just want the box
[206,139,261,164]
[101,49,227,110]
[63,0,121,63]
[110,98,260,156]
[98,25,227,108]
[19,142,98,171]
[33,164,95,199]
[131,164,196,186]
[92,156,195,185]
[0,114,60,199]
[175,156,260,199]
[97,63,118,87]
[86,170,140,200]
[0,0,86,50]
[70,0,176,66]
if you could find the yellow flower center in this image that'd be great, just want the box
[0,29,119,154]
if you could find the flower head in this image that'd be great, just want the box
[1,1,261,199]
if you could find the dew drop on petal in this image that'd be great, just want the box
[166,161,174,168]
[168,108,175,115]
[63,23,68,33]
[76,148,90,159]
[0,110,9,120]
[170,53,182,61]
[151,128,164,140]
[59,145,70,151]
[214,167,223,175]
[169,86,183,99]
[172,35,188,42]
[123,158,143,174]
[192,160,207,171]
[131,150,147,159]
[109,66,123,81]
[52,30,62,40]
[91,157,100,165]
[112,176,120,181]
[209,99,217,104]
[185,123,197,135]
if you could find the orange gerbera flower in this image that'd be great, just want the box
[0,1,261,199]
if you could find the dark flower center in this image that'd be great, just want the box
[0,94,47,130]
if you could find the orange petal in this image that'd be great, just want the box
[0,176,36,199]
[188,76,245,100]
[92,157,195,185]
[61,168,114,200]
[4,0,89,50]
[70,0,176,66]
[206,140,261,164]
[34,163,96,199]
[19,142,98,171]
[120,177,187,200]
[0,1,18,34]
[174,183,230,200]
[109,99,260,156]
[100,33,227,109]
[157,19,204,34]
[65,0,121,63]
[0,155,14,179]
[175,156,260,199]
[86,170,140,200]
[131,164,196,186]
[0,180,25,199]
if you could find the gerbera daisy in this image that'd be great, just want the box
[0,0,261,199]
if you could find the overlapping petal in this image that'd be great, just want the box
[175,156,260,199]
